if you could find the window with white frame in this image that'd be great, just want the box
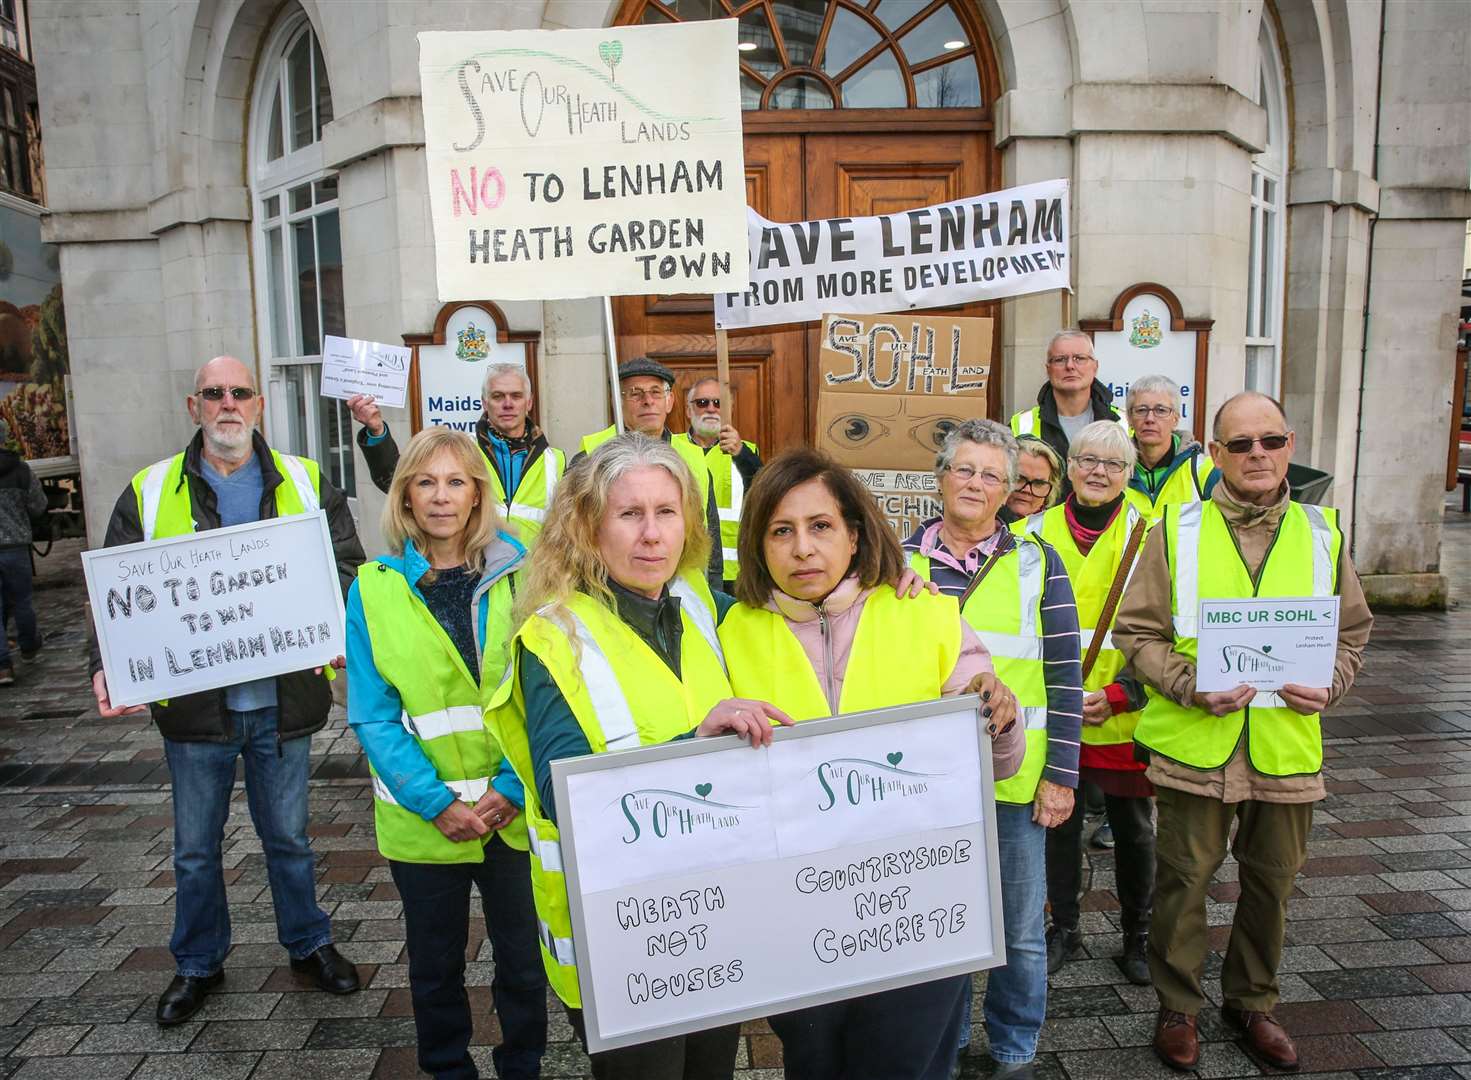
[248,12,355,498]
[1246,16,1288,397]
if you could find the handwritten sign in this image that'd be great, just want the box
[82,513,346,708]
[715,179,1069,329]
[1194,597,1340,693]
[319,335,411,409]
[553,698,1005,1052]
[418,22,748,301]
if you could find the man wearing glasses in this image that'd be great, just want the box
[574,357,724,591]
[89,356,365,1026]
[1009,329,1125,482]
[1114,391,1374,1074]
[672,377,761,591]
[1124,374,1220,522]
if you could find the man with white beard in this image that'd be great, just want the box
[671,376,761,590]
[88,356,365,1026]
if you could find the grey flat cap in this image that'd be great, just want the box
[617,356,676,386]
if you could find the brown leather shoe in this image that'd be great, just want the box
[1222,1005,1300,1071]
[1153,1008,1200,1071]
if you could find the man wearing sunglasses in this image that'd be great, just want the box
[1123,374,1221,522]
[1114,391,1374,1074]
[1009,329,1126,495]
[88,356,366,1026]
[671,377,761,590]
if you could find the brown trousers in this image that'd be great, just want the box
[1149,786,1313,1015]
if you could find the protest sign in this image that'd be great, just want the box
[553,697,1005,1052]
[816,312,991,536]
[1195,597,1340,694]
[82,513,346,709]
[715,179,1068,330]
[418,22,748,302]
[319,335,411,409]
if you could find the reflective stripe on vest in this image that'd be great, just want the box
[506,450,564,526]
[372,774,490,807]
[137,459,173,541]
[135,450,320,542]
[401,705,484,741]
[528,821,563,873]
[276,453,321,514]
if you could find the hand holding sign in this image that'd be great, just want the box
[697,698,795,747]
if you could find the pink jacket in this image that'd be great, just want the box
[767,578,1026,780]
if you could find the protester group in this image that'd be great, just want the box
[83,329,1371,1080]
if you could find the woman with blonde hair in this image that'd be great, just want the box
[345,426,545,1080]
[487,432,786,1080]
[1005,436,1064,523]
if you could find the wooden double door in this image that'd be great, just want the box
[613,128,996,454]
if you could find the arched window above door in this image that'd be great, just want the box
[629,0,986,110]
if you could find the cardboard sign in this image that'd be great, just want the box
[1195,597,1340,693]
[552,698,1005,1053]
[816,312,991,537]
[319,335,411,409]
[82,513,346,708]
[715,179,1069,330]
[419,22,748,302]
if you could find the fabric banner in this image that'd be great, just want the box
[419,22,749,301]
[715,179,1069,329]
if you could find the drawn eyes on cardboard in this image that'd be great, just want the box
[827,414,891,449]
[913,417,963,452]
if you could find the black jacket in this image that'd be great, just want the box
[0,449,46,550]
[88,430,365,744]
[356,420,556,504]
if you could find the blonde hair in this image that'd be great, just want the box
[1015,436,1064,509]
[381,427,506,575]
[514,433,710,627]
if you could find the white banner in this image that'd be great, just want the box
[419,22,749,301]
[553,698,1005,1053]
[715,179,1070,329]
[82,513,346,708]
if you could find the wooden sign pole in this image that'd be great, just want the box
[603,296,624,431]
[1060,288,1073,329]
[715,326,732,428]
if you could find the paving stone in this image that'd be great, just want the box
[1306,967,1438,999]
[20,994,145,1025]
[1359,1028,1471,1065]
[1289,1032,1385,1071]
[12,1023,87,1056]
[250,1049,381,1077]
[1320,938,1443,968]
[1271,998,1381,1035]
[305,1015,418,1048]
[268,988,389,1019]
[73,1019,201,1054]
[1372,912,1467,938]
[1362,994,1471,1030]
[11,1055,143,1079]
[1415,964,1471,993]
[129,1051,260,1079]
[191,1019,315,1052]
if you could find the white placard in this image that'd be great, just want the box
[82,513,347,708]
[1194,597,1341,693]
[418,22,749,301]
[553,698,1004,1053]
[714,179,1069,329]
[319,335,411,409]
[1091,292,1200,429]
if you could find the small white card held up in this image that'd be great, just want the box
[1194,596,1340,692]
[318,335,411,409]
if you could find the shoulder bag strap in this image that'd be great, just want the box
[1081,517,1147,682]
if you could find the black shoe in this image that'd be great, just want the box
[1116,930,1151,985]
[19,635,43,661]
[156,971,224,1025]
[290,944,360,994]
[1046,924,1081,975]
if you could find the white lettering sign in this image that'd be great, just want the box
[82,513,346,708]
[1195,597,1340,693]
[319,335,411,409]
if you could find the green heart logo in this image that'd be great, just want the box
[695,783,712,798]
[887,752,903,766]
[598,40,623,81]
[1261,645,1272,653]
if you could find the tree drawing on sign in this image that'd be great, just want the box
[598,40,622,82]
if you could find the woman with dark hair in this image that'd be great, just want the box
[718,447,1026,1080]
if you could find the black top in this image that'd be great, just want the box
[609,579,684,678]
[420,565,481,682]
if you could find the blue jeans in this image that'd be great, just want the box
[964,802,1047,1064]
[164,707,332,977]
[0,547,38,668]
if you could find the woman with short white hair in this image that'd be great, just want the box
[1019,419,1157,987]
[1125,374,1217,521]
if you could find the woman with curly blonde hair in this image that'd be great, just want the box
[487,432,787,1080]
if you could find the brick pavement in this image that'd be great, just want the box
[0,505,1468,1079]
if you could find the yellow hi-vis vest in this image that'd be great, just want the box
[1126,451,1215,524]
[580,425,713,505]
[1132,499,1342,776]
[131,448,319,540]
[482,445,564,548]
[1022,501,1148,749]
[671,433,755,580]
[357,562,527,863]
[1009,406,1126,440]
[717,587,961,721]
[908,537,1050,804]
[485,575,730,1007]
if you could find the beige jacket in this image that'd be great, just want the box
[1112,480,1373,803]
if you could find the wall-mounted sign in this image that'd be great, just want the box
[1081,283,1211,444]
[405,301,541,435]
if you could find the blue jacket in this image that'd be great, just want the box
[346,533,526,823]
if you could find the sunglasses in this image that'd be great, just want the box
[691,397,721,409]
[195,386,256,402]
[1220,434,1290,455]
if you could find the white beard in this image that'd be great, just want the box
[203,418,252,462]
[691,414,721,439]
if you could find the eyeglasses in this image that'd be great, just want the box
[947,465,1007,489]
[1220,433,1291,455]
[620,387,668,404]
[691,397,720,409]
[1071,454,1128,476]
[1016,478,1053,496]
[1129,404,1176,420]
[195,386,256,402]
[1046,353,1095,368]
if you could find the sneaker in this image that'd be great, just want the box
[1090,821,1115,849]
[1046,923,1081,974]
[20,635,43,661]
[0,667,14,686]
